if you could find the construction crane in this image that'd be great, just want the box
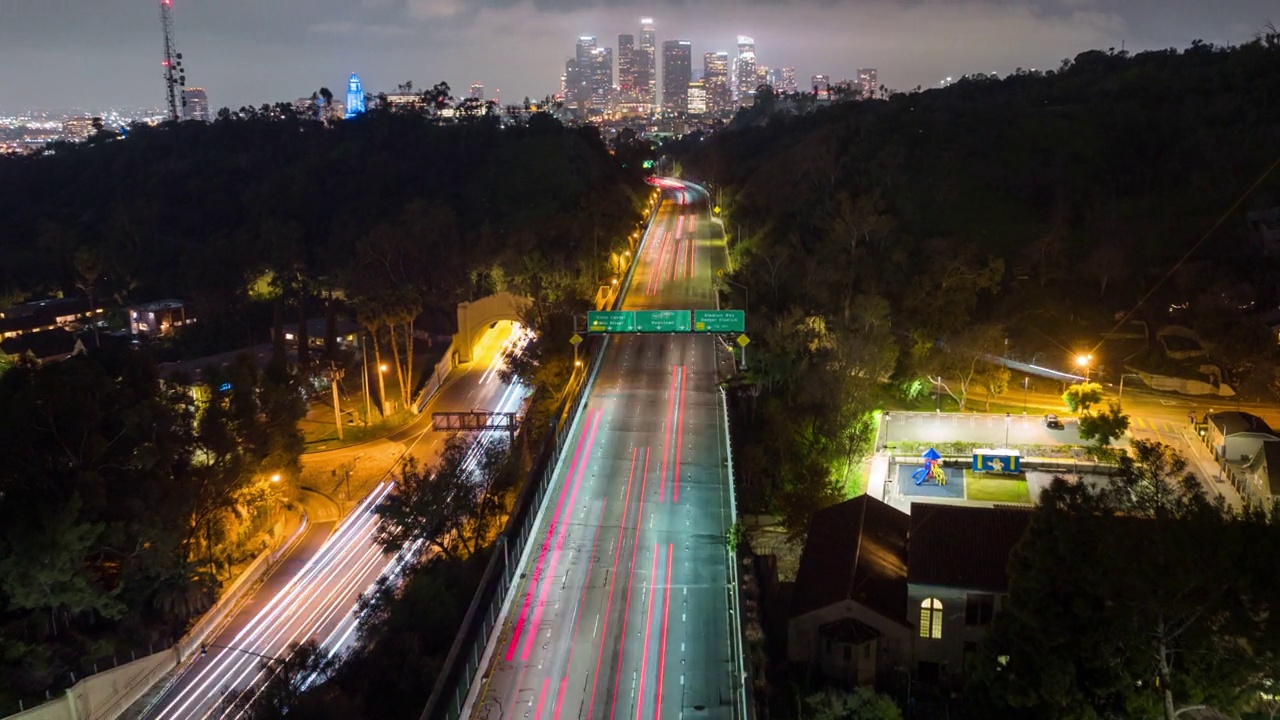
[159,0,187,121]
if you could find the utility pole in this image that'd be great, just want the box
[159,0,187,122]
[329,363,344,440]
[361,334,372,427]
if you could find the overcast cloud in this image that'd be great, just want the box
[0,0,1273,113]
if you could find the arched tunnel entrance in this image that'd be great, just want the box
[453,291,530,364]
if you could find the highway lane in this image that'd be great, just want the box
[467,185,738,720]
[144,323,532,720]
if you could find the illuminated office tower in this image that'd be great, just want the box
[618,34,636,103]
[858,68,879,99]
[734,36,756,104]
[703,52,730,114]
[638,18,657,109]
[345,73,365,118]
[661,39,692,115]
[182,87,209,121]
[469,83,484,100]
[589,47,613,110]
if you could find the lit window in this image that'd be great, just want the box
[920,598,943,639]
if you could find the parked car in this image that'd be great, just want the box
[1044,413,1065,430]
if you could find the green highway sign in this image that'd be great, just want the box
[635,310,692,333]
[694,309,746,333]
[587,311,635,333]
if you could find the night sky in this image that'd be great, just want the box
[0,0,1274,113]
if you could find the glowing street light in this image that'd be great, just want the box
[379,364,388,373]
[1075,353,1093,381]
[270,473,282,483]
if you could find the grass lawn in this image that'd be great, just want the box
[965,471,1032,504]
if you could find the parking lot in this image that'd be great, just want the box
[882,410,1096,448]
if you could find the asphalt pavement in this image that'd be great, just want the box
[140,323,530,720]
[465,186,738,720]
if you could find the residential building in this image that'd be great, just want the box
[182,87,210,121]
[282,318,363,351]
[661,40,692,115]
[858,68,879,99]
[0,328,99,365]
[906,504,1031,682]
[703,52,731,114]
[1204,411,1277,464]
[734,36,757,104]
[0,297,103,340]
[1238,441,1280,505]
[789,497,1032,687]
[789,495,911,685]
[127,299,191,337]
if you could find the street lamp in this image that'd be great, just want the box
[1075,353,1093,381]
[270,473,281,483]
[1005,413,1011,447]
[882,411,891,453]
[1118,373,1142,409]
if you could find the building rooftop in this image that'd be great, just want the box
[159,343,275,383]
[1208,411,1275,437]
[818,617,880,644]
[907,503,1032,593]
[128,299,185,312]
[791,495,910,626]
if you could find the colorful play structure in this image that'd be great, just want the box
[912,448,947,486]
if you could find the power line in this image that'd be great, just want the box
[1093,152,1280,357]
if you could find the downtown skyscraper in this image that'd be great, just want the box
[734,36,757,104]
[703,52,730,114]
[637,18,657,111]
[661,39,692,115]
[858,68,879,99]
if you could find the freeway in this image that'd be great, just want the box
[465,184,738,720]
[143,322,531,720]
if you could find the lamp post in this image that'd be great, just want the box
[1022,376,1030,414]
[882,411,891,453]
[1075,353,1094,382]
[1005,412,1011,447]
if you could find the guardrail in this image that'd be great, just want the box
[720,386,753,720]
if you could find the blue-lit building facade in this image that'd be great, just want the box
[346,73,366,119]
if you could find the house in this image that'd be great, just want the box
[906,504,1031,683]
[158,343,275,387]
[789,495,911,685]
[1230,441,1280,506]
[127,300,191,337]
[789,497,1032,689]
[1204,411,1277,464]
[0,297,104,340]
[0,328,99,364]
[282,317,363,351]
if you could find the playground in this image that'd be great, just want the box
[893,447,1032,504]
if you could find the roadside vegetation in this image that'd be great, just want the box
[678,34,1280,536]
[0,98,648,711]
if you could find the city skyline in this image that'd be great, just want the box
[0,0,1275,113]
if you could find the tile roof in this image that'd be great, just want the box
[791,495,909,626]
[907,503,1032,592]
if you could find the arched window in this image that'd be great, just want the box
[920,598,943,639]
